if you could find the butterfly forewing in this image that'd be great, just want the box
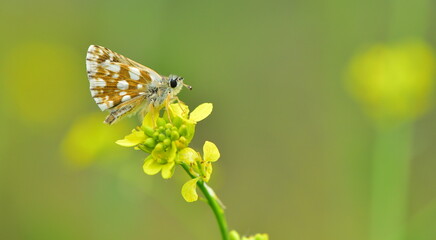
[86,45,161,124]
[87,45,162,82]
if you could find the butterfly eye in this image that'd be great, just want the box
[170,78,177,88]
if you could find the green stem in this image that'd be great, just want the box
[369,123,413,240]
[181,162,229,240]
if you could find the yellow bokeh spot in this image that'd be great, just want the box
[347,40,436,125]
[61,113,129,167]
[2,42,84,126]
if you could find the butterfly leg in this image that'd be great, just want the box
[148,103,157,128]
[164,96,174,123]
[174,96,187,115]
[176,96,186,114]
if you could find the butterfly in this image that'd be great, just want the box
[86,45,191,125]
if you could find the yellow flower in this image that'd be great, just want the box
[168,102,213,122]
[116,102,214,180]
[346,40,436,126]
[180,141,220,202]
[168,102,213,144]
[143,142,177,179]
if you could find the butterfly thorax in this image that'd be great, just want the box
[145,74,184,107]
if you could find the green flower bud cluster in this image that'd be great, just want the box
[139,116,190,154]
[117,102,212,179]
[117,103,214,185]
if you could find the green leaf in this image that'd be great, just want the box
[203,141,220,162]
[189,103,213,122]
[181,178,199,202]
[143,156,162,175]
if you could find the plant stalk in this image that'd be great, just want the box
[369,123,413,240]
[181,162,229,240]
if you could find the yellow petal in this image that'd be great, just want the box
[178,147,200,164]
[167,142,178,163]
[143,156,163,175]
[181,178,199,202]
[169,103,189,119]
[189,103,213,122]
[203,141,220,162]
[161,161,175,179]
[116,129,146,147]
[202,162,212,182]
[142,106,160,127]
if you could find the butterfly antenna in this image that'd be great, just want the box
[183,83,193,90]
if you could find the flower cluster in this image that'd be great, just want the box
[116,102,219,202]
[179,141,220,202]
[114,100,269,239]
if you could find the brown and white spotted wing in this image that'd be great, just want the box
[86,45,161,125]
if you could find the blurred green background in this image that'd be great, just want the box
[1,0,436,239]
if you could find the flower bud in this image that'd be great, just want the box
[179,125,188,136]
[173,116,183,127]
[142,126,155,137]
[175,140,186,149]
[153,131,159,140]
[154,143,164,152]
[158,126,165,133]
[179,136,187,144]
[144,138,156,148]
[158,133,166,142]
[165,129,172,136]
[163,138,171,147]
[170,131,180,140]
[157,118,166,127]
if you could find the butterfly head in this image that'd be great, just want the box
[168,75,192,95]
